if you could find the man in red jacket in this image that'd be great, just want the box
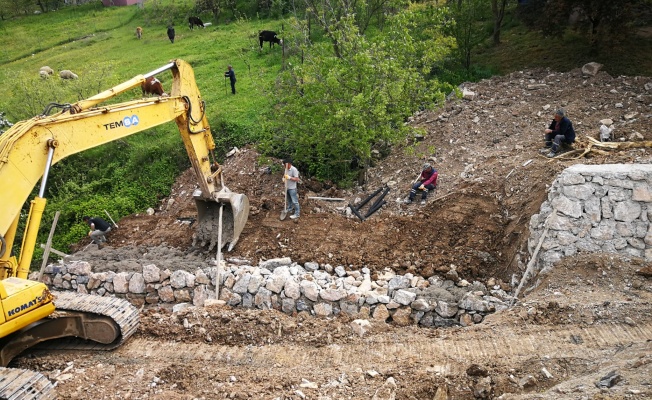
[405,163,438,205]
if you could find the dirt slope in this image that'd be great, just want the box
[33,67,652,399]
[94,67,652,283]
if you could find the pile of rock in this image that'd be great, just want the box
[39,257,514,327]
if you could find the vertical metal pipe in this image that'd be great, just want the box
[38,143,56,198]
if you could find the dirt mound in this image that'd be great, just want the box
[90,67,652,286]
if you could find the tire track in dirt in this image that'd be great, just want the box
[108,322,651,374]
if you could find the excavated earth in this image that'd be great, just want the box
[15,67,652,399]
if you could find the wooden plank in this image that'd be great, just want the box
[38,211,60,281]
[39,243,68,258]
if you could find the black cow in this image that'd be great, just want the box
[189,16,205,30]
[258,30,282,49]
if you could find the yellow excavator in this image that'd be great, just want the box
[0,59,249,398]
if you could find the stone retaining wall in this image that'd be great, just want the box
[38,257,514,327]
[529,164,652,271]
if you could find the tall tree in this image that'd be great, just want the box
[491,0,508,44]
[301,0,408,57]
[263,9,454,183]
[449,0,491,70]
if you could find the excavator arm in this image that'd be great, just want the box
[0,60,248,398]
[0,59,248,278]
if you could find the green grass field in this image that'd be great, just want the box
[0,1,287,133]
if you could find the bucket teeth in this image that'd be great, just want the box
[194,192,249,252]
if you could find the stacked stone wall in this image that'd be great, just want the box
[529,164,652,271]
[38,257,514,327]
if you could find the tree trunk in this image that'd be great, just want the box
[491,0,507,45]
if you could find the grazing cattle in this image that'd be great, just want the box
[142,77,167,96]
[167,26,175,43]
[258,30,282,49]
[136,26,142,39]
[189,16,205,30]
[59,70,78,80]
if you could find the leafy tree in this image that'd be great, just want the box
[448,0,491,70]
[302,0,408,57]
[0,0,34,17]
[195,0,237,24]
[262,9,454,184]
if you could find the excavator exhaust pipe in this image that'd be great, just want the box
[193,189,249,252]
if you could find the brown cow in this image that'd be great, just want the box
[141,77,167,96]
[136,27,143,39]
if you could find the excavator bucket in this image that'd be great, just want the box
[193,189,249,252]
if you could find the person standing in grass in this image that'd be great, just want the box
[224,65,236,94]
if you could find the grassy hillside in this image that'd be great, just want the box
[0,2,286,131]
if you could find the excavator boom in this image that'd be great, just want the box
[0,59,249,399]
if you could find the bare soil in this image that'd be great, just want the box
[22,67,652,399]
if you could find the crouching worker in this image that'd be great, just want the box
[543,108,575,158]
[405,163,438,205]
[83,216,111,246]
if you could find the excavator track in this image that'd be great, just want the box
[0,292,139,400]
[0,367,55,400]
[48,291,140,350]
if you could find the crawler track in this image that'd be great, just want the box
[48,291,140,350]
[0,368,55,400]
[0,293,139,399]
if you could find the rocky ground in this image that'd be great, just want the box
[16,66,652,399]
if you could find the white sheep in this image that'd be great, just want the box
[39,71,50,79]
[39,66,54,75]
[59,70,79,80]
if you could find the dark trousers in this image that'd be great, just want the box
[409,182,436,200]
[545,133,571,153]
[230,81,236,94]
